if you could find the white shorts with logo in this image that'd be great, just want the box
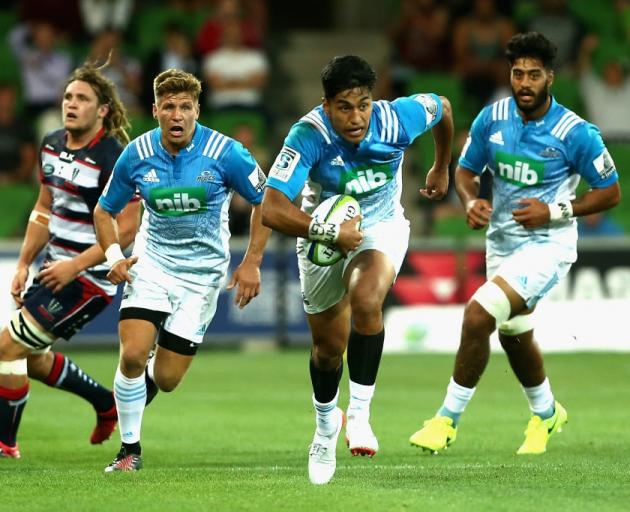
[487,242,576,308]
[120,257,220,344]
[298,216,410,315]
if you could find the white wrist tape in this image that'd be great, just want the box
[548,201,574,222]
[104,243,125,268]
[308,218,340,244]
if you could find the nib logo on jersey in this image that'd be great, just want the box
[341,164,392,196]
[495,151,544,187]
[148,187,207,216]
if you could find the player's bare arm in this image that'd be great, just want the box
[261,188,362,255]
[455,166,492,229]
[420,95,453,200]
[513,182,620,229]
[94,203,138,285]
[11,184,53,306]
[227,203,271,309]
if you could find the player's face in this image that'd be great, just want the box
[153,92,200,154]
[510,58,553,117]
[62,80,108,136]
[323,87,373,144]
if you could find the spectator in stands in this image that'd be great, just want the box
[202,18,268,115]
[0,82,37,185]
[452,0,515,109]
[86,28,143,115]
[577,34,630,141]
[79,0,135,38]
[196,0,265,57]
[142,22,199,113]
[8,22,73,121]
[17,0,84,41]
[525,0,584,73]
[381,0,452,99]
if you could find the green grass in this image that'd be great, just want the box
[3,350,630,511]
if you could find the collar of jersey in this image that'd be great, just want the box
[155,122,204,156]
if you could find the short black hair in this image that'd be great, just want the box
[320,55,377,99]
[505,32,557,70]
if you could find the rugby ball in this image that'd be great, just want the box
[306,194,361,266]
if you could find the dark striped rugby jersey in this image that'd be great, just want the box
[39,127,125,295]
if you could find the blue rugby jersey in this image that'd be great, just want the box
[99,122,266,286]
[266,94,444,229]
[459,96,619,256]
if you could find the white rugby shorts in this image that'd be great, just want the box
[486,241,576,308]
[120,257,220,344]
[298,216,410,315]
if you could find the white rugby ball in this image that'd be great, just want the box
[306,194,361,266]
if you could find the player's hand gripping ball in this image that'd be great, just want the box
[306,194,361,266]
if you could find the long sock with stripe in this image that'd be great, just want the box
[113,366,146,445]
[43,352,114,413]
[0,383,29,447]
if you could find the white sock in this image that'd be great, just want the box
[348,380,375,421]
[442,377,476,414]
[313,390,339,437]
[522,378,555,417]
[114,366,146,444]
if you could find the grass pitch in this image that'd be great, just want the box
[2,350,629,511]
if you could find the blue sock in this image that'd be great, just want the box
[438,406,461,426]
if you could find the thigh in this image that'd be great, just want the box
[345,249,396,304]
[153,344,194,390]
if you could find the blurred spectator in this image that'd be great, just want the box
[0,82,37,185]
[578,212,624,237]
[17,0,84,40]
[577,34,630,141]
[382,0,451,98]
[79,0,135,37]
[202,18,268,113]
[525,0,584,72]
[8,22,73,120]
[86,29,142,114]
[196,0,266,56]
[142,22,199,111]
[452,0,515,109]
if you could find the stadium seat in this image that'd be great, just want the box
[0,183,38,238]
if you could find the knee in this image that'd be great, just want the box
[349,294,383,327]
[120,345,151,375]
[462,301,496,338]
[312,342,345,369]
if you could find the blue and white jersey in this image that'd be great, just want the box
[266,94,443,229]
[99,122,266,286]
[459,96,618,256]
